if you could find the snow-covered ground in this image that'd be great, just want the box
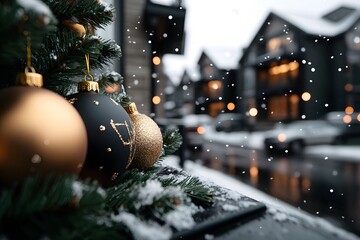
[162,155,360,240]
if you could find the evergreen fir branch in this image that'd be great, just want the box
[32,29,79,77]
[98,71,124,93]
[0,1,57,65]
[156,169,214,207]
[106,165,214,219]
[44,0,115,29]
[0,174,75,218]
[119,94,133,107]
[161,129,183,157]
[32,29,121,95]
[81,35,122,69]
[106,169,153,211]
[0,175,131,239]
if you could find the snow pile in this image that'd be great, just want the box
[112,212,172,240]
[17,0,53,18]
[111,174,202,240]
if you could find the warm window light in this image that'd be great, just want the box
[152,56,161,65]
[249,108,258,117]
[249,166,259,177]
[301,92,311,101]
[289,61,299,71]
[208,80,222,90]
[227,102,235,111]
[290,94,299,104]
[345,106,354,114]
[152,96,161,105]
[269,62,299,76]
[267,37,282,52]
[279,63,289,74]
[269,66,280,75]
[343,115,352,124]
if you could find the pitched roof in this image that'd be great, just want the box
[273,5,360,37]
[198,47,241,70]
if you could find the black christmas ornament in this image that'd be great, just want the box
[67,80,135,187]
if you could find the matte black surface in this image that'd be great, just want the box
[67,91,134,187]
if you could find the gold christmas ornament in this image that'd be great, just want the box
[124,102,163,170]
[0,86,88,185]
[63,20,86,37]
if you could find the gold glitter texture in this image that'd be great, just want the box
[124,102,162,170]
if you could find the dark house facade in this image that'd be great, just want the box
[169,70,196,117]
[194,51,238,117]
[238,6,360,124]
[167,49,239,118]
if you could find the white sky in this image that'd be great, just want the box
[163,0,360,84]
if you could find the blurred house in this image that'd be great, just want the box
[166,70,197,117]
[238,5,360,126]
[168,48,240,118]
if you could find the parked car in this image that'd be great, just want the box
[156,114,213,150]
[263,120,341,154]
[215,113,247,132]
[322,111,360,145]
[182,114,213,149]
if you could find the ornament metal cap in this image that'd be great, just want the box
[16,66,43,87]
[123,102,139,115]
[78,80,99,93]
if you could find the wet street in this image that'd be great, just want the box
[187,142,360,237]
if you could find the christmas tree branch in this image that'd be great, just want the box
[0,1,57,65]
[43,0,115,29]
[0,175,132,239]
[106,166,214,214]
[161,129,183,158]
[33,30,122,95]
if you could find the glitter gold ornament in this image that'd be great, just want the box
[123,102,163,170]
[0,86,88,185]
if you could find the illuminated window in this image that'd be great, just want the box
[207,80,222,99]
[289,94,299,119]
[268,95,288,120]
[267,37,282,53]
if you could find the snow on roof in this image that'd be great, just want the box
[273,6,360,37]
[201,47,242,70]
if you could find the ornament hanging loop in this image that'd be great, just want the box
[77,53,99,92]
[85,53,92,79]
[25,31,32,68]
[83,53,95,82]
[16,31,43,87]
